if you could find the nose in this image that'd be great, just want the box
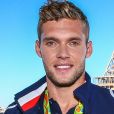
[56,44,70,60]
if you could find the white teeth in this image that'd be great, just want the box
[56,65,70,69]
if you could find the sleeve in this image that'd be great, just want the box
[4,102,22,114]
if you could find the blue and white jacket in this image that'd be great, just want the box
[4,73,114,114]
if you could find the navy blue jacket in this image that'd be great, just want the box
[4,73,114,114]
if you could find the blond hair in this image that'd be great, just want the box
[37,1,89,42]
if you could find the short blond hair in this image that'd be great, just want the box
[37,1,89,42]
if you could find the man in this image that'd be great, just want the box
[5,0,114,114]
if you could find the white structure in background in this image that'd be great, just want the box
[95,51,114,90]
[0,107,5,113]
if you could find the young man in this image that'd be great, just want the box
[5,1,114,114]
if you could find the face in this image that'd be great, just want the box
[36,19,92,87]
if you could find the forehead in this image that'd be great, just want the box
[41,19,86,40]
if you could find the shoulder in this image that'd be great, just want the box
[90,83,114,100]
[4,102,22,114]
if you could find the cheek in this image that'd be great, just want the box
[40,48,56,64]
[71,48,86,61]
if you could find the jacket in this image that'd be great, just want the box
[4,73,114,114]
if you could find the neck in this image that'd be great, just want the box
[46,72,85,113]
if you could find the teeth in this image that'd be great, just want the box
[56,65,71,69]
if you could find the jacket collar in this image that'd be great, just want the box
[15,76,47,112]
[73,72,92,113]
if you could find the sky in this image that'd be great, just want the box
[0,0,114,108]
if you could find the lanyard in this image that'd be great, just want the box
[43,89,84,114]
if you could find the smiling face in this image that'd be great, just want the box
[36,19,92,87]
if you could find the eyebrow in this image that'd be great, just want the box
[67,37,82,42]
[43,37,60,42]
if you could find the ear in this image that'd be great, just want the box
[35,40,42,58]
[86,41,93,58]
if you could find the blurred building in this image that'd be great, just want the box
[0,107,5,114]
[95,51,114,90]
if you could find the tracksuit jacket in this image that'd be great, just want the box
[4,73,114,114]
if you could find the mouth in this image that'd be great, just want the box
[54,64,73,71]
